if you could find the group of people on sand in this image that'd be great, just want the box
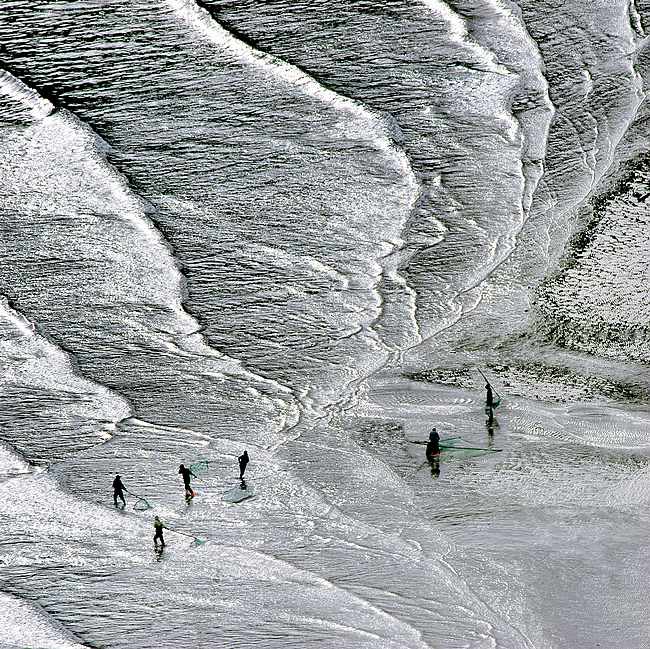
[111,450,250,548]
[112,379,499,544]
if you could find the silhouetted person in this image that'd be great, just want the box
[112,474,126,507]
[485,382,494,410]
[178,464,196,497]
[427,428,440,457]
[153,516,166,547]
[238,450,249,479]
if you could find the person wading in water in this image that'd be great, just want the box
[238,450,249,479]
[153,516,166,547]
[486,382,495,427]
[426,427,440,461]
[178,464,197,498]
[112,474,126,508]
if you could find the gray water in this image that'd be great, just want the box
[1,1,650,647]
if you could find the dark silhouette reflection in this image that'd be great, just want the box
[239,478,247,491]
[486,406,499,432]
[428,454,441,478]
[486,403,495,428]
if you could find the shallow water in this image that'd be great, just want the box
[1,1,650,647]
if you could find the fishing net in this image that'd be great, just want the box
[439,445,502,459]
[169,528,207,546]
[419,437,501,458]
[486,396,502,410]
[132,495,152,511]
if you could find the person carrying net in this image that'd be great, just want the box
[153,516,166,547]
[426,428,440,461]
[178,463,197,498]
[112,474,126,508]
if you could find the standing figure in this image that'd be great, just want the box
[485,381,496,428]
[178,464,197,498]
[426,427,440,462]
[485,383,494,410]
[153,516,166,547]
[427,428,440,457]
[238,450,249,479]
[112,473,126,507]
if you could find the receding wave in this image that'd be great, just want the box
[0,295,130,462]
[0,68,53,120]
[0,591,89,649]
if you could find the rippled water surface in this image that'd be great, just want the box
[1,1,650,647]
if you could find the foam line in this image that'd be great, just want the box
[0,70,300,447]
[166,0,425,349]
[167,0,417,184]
[0,69,54,119]
[0,591,89,649]
[0,295,131,439]
[419,0,511,75]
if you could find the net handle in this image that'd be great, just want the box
[167,527,206,545]
[477,368,501,399]
[440,444,502,452]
